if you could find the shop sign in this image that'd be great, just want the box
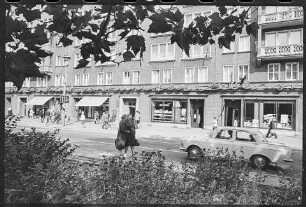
[60,95,69,103]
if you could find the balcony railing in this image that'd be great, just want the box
[259,8,303,24]
[258,44,303,57]
[39,65,52,72]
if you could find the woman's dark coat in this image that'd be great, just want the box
[116,117,136,147]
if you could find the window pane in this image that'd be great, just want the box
[167,43,174,58]
[173,101,187,123]
[160,44,166,58]
[278,32,288,46]
[244,102,258,127]
[291,30,301,44]
[266,33,276,46]
[152,45,158,59]
[278,103,294,129]
[198,67,208,82]
[152,70,160,83]
[286,64,292,80]
[292,63,298,79]
[263,103,276,128]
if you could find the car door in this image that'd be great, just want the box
[233,130,258,159]
[208,129,235,155]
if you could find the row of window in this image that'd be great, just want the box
[265,29,303,47]
[6,62,299,88]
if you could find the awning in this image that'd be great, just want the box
[75,96,108,107]
[25,96,52,106]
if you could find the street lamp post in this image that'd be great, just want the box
[61,56,70,126]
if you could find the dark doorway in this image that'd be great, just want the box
[19,98,27,116]
[224,100,241,127]
[123,98,136,118]
[191,99,204,128]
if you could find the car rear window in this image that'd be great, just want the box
[216,130,234,140]
[236,131,256,142]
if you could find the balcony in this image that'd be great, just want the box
[39,65,52,73]
[258,44,303,59]
[259,8,303,28]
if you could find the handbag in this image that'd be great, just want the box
[134,139,140,146]
[115,134,126,150]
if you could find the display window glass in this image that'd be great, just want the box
[152,100,187,123]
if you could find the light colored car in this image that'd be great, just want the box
[179,127,293,169]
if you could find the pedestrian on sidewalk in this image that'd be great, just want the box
[7,107,13,117]
[80,111,86,128]
[266,117,278,139]
[116,114,138,157]
[45,109,50,125]
[94,111,99,124]
[28,109,31,118]
[40,108,45,123]
[134,111,141,129]
[101,111,110,129]
[29,109,34,119]
[212,116,218,131]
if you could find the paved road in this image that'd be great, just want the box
[15,126,302,179]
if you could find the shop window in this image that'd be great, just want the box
[277,103,294,129]
[263,103,276,128]
[152,100,187,123]
[243,102,259,127]
[152,101,173,122]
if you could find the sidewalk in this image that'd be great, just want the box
[17,117,302,151]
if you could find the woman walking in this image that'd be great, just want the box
[80,111,86,128]
[116,114,138,157]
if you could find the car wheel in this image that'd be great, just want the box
[252,155,268,169]
[187,146,202,160]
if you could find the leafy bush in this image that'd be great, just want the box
[4,116,302,204]
[4,116,76,202]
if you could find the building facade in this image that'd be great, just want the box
[5,6,303,133]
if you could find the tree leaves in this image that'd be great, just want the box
[218,6,227,16]
[148,14,172,34]
[123,51,135,61]
[246,22,259,36]
[75,59,89,69]
[126,35,146,57]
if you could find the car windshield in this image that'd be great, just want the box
[253,131,268,143]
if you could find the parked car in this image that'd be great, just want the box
[179,127,293,169]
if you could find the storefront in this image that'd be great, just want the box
[74,96,109,119]
[25,96,53,116]
[151,99,188,124]
[222,95,298,130]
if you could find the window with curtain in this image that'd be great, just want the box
[239,35,250,51]
[238,65,249,81]
[122,71,130,84]
[55,75,61,86]
[152,70,160,83]
[163,69,172,83]
[82,74,89,85]
[223,65,234,82]
[185,67,195,83]
[268,63,280,81]
[285,63,298,80]
[106,72,113,85]
[75,74,81,86]
[97,72,105,85]
[198,66,208,82]
[133,71,140,84]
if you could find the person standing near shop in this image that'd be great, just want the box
[266,117,278,139]
[40,108,45,123]
[29,109,34,119]
[212,116,218,131]
[80,111,86,128]
[45,109,51,125]
[7,107,13,117]
[134,111,141,129]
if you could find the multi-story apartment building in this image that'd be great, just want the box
[5,5,303,133]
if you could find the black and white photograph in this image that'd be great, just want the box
[4,1,304,205]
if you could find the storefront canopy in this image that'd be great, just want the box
[75,96,108,107]
[25,96,52,106]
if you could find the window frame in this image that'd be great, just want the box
[132,70,141,84]
[75,73,81,86]
[267,63,280,81]
[185,67,195,83]
[55,75,61,86]
[238,65,250,81]
[285,62,299,81]
[163,68,173,83]
[122,71,131,84]
[105,72,113,85]
[198,66,209,82]
[223,65,234,82]
[82,73,89,86]
[238,35,250,52]
[150,43,175,61]
[97,72,105,85]
[152,69,161,84]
